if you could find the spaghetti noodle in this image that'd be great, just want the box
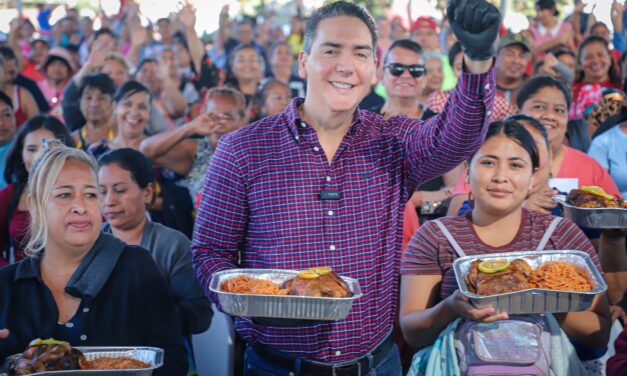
[82,357,151,369]
[221,275,289,295]
[528,261,593,291]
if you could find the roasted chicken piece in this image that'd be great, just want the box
[281,271,352,298]
[567,189,621,208]
[466,259,532,295]
[10,341,85,375]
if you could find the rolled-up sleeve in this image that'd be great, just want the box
[392,64,496,193]
[191,135,248,301]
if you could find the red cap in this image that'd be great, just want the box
[411,16,437,33]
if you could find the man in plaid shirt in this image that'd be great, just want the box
[192,0,500,374]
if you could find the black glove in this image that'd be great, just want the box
[447,0,501,61]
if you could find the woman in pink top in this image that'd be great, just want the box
[36,47,75,113]
[530,0,575,59]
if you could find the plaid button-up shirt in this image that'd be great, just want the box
[192,67,496,364]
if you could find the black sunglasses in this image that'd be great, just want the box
[384,63,427,78]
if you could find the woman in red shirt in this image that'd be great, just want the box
[571,36,622,120]
[0,115,73,266]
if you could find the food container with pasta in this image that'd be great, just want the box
[453,250,607,314]
[1,347,162,376]
[209,268,363,321]
[553,195,627,229]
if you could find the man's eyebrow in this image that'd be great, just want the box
[320,42,343,49]
[319,42,373,51]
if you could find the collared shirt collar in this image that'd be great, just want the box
[15,256,42,282]
[283,98,365,140]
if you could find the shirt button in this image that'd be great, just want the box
[484,84,491,91]
[326,176,331,182]
[313,146,320,152]
[335,351,341,356]
[83,308,90,313]
[65,322,74,328]
[301,123,307,128]
[289,373,295,376]
[80,335,87,341]
[330,245,336,250]
[295,135,300,141]
[328,210,334,216]
[487,111,492,116]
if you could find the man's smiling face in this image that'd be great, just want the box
[299,15,377,115]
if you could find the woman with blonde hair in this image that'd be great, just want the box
[0,141,186,375]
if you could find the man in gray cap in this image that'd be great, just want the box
[495,32,532,108]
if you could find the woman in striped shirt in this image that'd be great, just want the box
[399,119,611,367]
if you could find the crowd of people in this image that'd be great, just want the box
[0,0,626,375]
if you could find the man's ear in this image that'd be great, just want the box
[371,57,379,86]
[298,50,308,80]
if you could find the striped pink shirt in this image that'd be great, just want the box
[401,208,602,301]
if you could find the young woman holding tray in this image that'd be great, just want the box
[400,119,611,375]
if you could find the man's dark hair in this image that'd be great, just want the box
[0,46,17,62]
[136,58,157,74]
[94,27,116,41]
[303,1,378,54]
[238,16,256,28]
[78,73,116,98]
[0,91,13,110]
[552,48,575,61]
[516,75,571,110]
[448,42,462,69]
[383,39,423,65]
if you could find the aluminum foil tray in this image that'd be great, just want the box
[209,269,363,320]
[1,347,163,375]
[453,250,607,314]
[554,195,627,229]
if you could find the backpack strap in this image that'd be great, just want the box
[535,217,563,251]
[433,219,467,258]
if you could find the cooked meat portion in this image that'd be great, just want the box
[10,343,85,375]
[281,271,352,297]
[567,189,621,208]
[467,259,531,295]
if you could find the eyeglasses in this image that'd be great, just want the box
[384,63,427,78]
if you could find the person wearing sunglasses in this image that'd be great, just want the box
[380,39,462,224]
[379,39,429,120]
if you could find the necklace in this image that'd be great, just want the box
[41,260,74,278]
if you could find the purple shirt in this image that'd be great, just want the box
[192,67,496,364]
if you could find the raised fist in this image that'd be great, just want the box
[447,0,501,61]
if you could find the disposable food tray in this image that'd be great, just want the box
[553,195,627,229]
[453,250,607,314]
[209,269,362,320]
[1,347,163,376]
